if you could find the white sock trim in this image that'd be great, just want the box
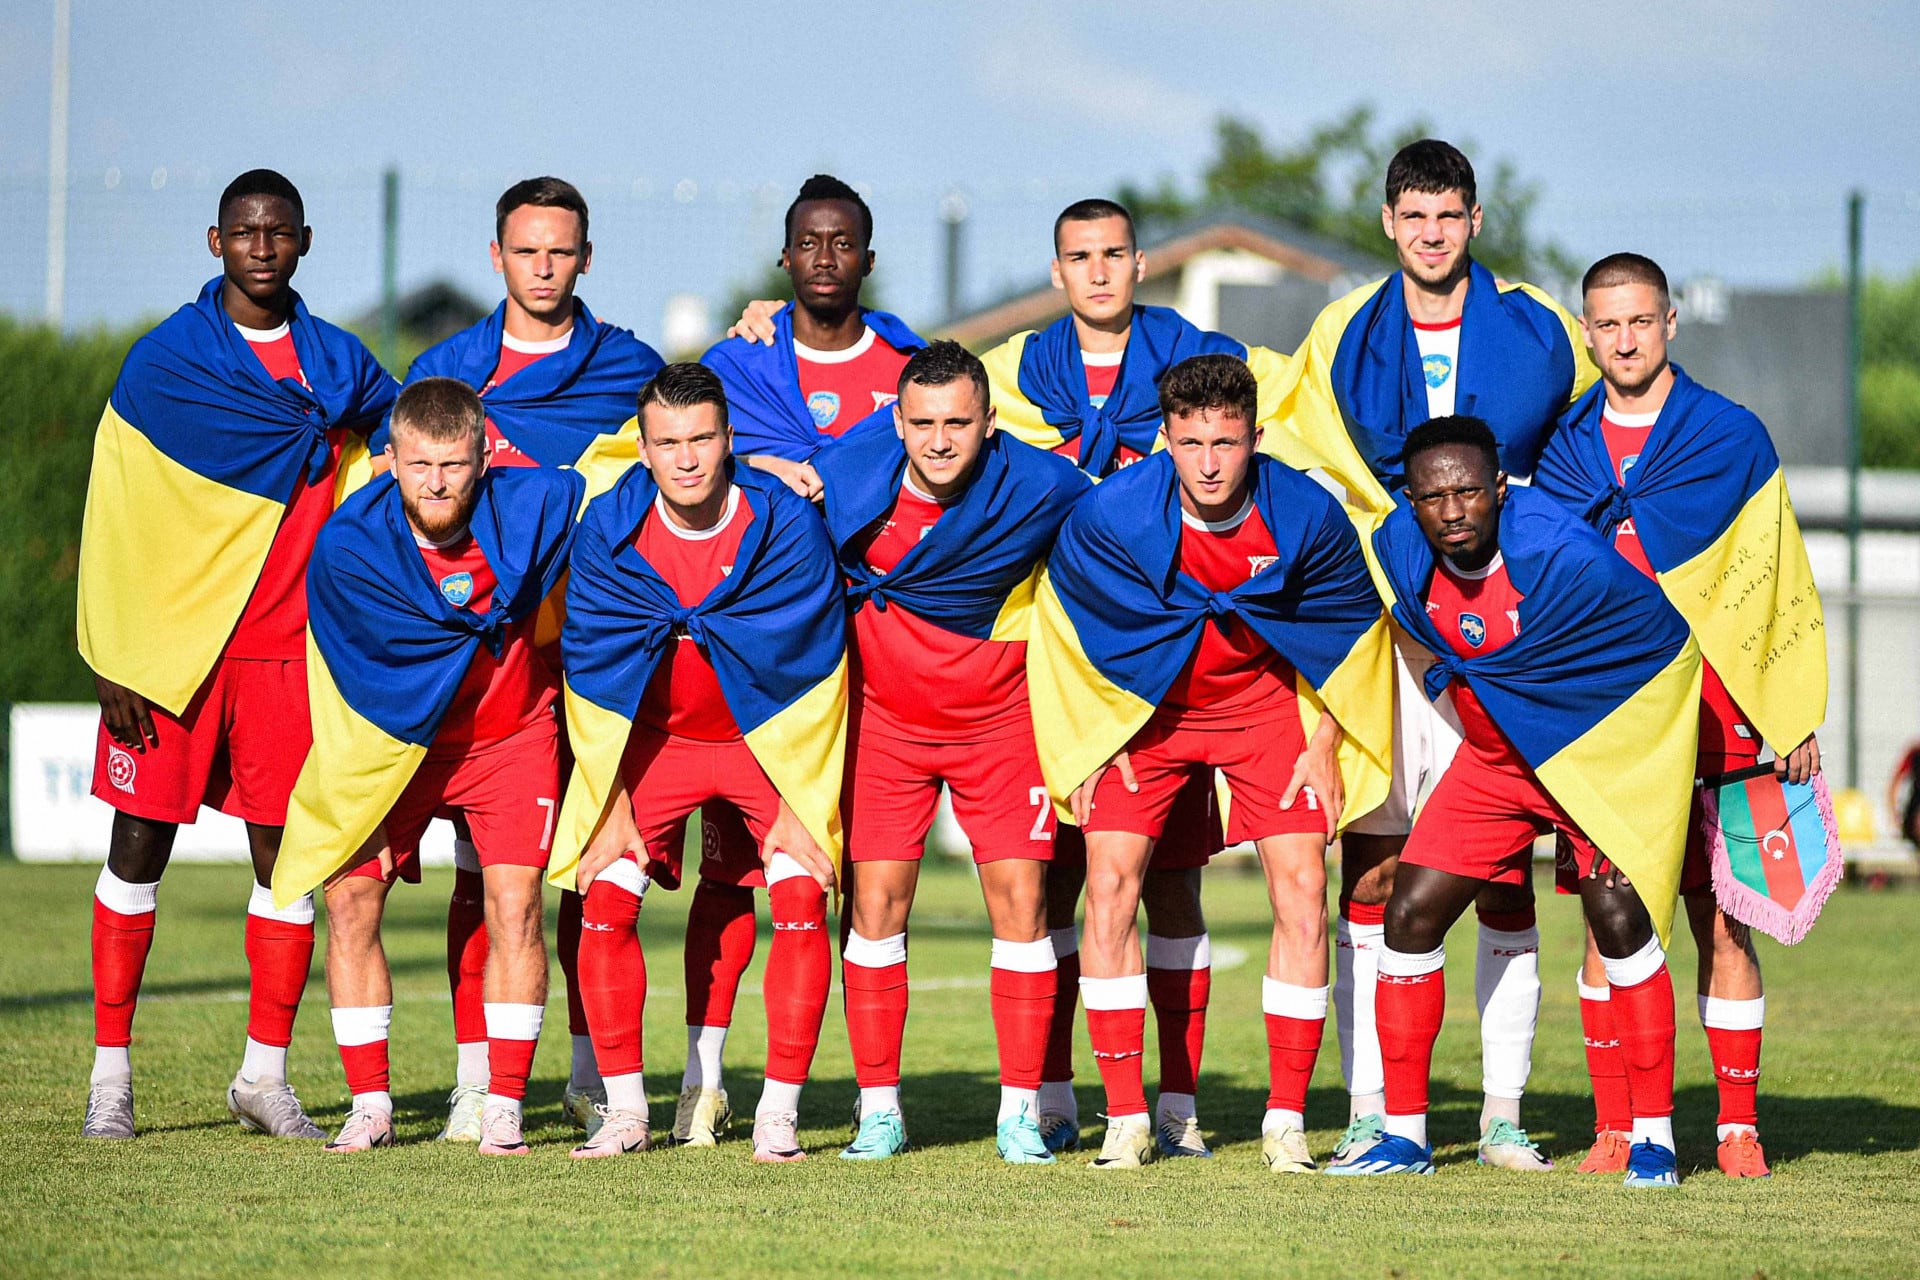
[331,1004,392,1048]
[1145,932,1211,970]
[1336,916,1385,947]
[990,937,1057,973]
[1631,1116,1675,1149]
[247,882,314,925]
[1047,925,1079,958]
[351,1090,394,1115]
[483,1002,545,1041]
[764,851,810,886]
[452,838,481,874]
[603,1071,647,1113]
[1699,994,1765,1031]
[1079,973,1148,1011]
[1262,978,1329,1019]
[94,866,158,916]
[844,930,908,969]
[594,856,651,898]
[1380,943,1446,979]
[1601,936,1666,990]
[1577,977,1611,1002]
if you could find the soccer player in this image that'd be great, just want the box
[1329,416,1696,1189]
[815,341,1090,1162]
[281,377,579,1155]
[1535,253,1827,1178]
[1266,140,1599,1168]
[392,176,663,1142]
[76,168,398,1140]
[552,363,844,1163]
[1032,354,1390,1170]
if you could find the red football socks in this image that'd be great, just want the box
[989,938,1056,1091]
[1146,937,1211,1097]
[1082,975,1149,1117]
[1610,966,1677,1120]
[684,879,757,1029]
[842,931,909,1089]
[1579,980,1633,1134]
[1041,937,1080,1084]
[1377,951,1447,1121]
[91,897,155,1049]
[578,879,646,1078]
[763,876,829,1085]
[446,867,489,1048]
[556,887,588,1038]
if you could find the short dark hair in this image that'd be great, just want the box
[897,339,988,408]
[1582,252,1671,310]
[1053,197,1135,253]
[1158,353,1258,426]
[390,377,485,450]
[1401,415,1500,481]
[219,168,304,226]
[784,174,872,246]
[495,176,589,247]
[637,362,730,438]
[1384,139,1476,210]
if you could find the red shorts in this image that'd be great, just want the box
[625,731,782,891]
[846,723,1054,864]
[1053,769,1221,871]
[1406,750,1602,886]
[356,717,561,883]
[91,657,309,826]
[1085,715,1323,846]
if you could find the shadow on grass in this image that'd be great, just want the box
[0,951,446,1011]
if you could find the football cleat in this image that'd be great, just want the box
[996,1104,1056,1165]
[1038,1111,1080,1154]
[82,1075,135,1140]
[1154,1112,1212,1159]
[1576,1130,1633,1175]
[563,1084,607,1139]
[477,1102,530,1156]
[1477,1117,1553,1171]
[1323,1133,1432,1176]
[1622,1141,1680,1188]
[1716,1130,1771,1179]
[437,1083,486,1142]
[571,1106,651,1159]
[1330,1112,1385,1167]
[751,1110,807,1163]
[324,1105,395,1153]
[840,1108,909,1161]
[1259,1124,1319,1174]
[227,1073,326,1139]
[1088,1114,1155,1170]
[671,1085,733,1147]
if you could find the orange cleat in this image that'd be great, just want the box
[1576,1129,1633,1174]
[1717,1130,1771,1178]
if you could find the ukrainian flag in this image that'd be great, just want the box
[549,466,848,890]
[271,466,583,906]
[982,304,1294,474]
[1264,261,1597,529]
[1373,487,1703,943]
[76,278,398,717]
[1029,452,1392,830]
[1534,366,1826,755]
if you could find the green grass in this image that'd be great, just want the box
[2,859,1915,1279]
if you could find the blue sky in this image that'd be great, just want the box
[3,0,1917,345]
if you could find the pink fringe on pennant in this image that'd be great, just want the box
[1703,773,1844,946]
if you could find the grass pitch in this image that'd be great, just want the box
[2,858,1916,1279]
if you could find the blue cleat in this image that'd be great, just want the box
[839,1108,908,1161]
[1323,1133,1435,1176]
[996,1104,1056,1165]
[1622,1141,1680,1188]
[1038,1111,1080,1154]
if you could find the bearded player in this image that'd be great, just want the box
[1536,253,1826,1178]
[815,341,1089,1162]
[77,169,397,1140]
[1266,140,1599,1168]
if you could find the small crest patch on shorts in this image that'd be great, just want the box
[105,745,137,794]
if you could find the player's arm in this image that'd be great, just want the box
[575,785,640,892]
[93,674,159,751]
[726,299,784,346]
[1778,734,1821,786]
[1282,711,1345,843]
[1070,749,1137,829]
[744,452,824,501]
[762,798,836,892]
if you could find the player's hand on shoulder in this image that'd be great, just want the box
[726,299,783,345]
[1071,750,1136,828]
[745,454,824,502]
[1778,735,1821,786]
[94,674,158,751]
[763,800,835,893]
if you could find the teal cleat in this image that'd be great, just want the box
[1330,1112,1385,1167]
[1478,1117,1553,1171]
[996,1105,1056,1165]
[840,1108,909,1161]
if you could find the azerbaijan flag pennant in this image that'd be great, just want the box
[1700,763,1843,945]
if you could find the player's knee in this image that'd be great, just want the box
[1382,892,1443,954]
[1584,893,1653,959]
[106,813,175,882]
[321,884,384,950]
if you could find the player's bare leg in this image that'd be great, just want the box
[1471,876,1547,1170]
[1036,846,1085,1150]
[1331,830,1397,1163]
[1142,867,1210,1157]
[85,813,175,1138]
[228,820,324,1138]
[840,858,917,1160]
[1079,831,1156,1169]
[1684,889,1769,1177]
[476,864,547,1155]
[322,873,398,1153]
[1255,832,1331,1173]
[979,857,1055,1163]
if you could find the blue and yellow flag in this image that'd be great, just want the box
[76,277,399,716]
[1373,487,1702,942]
[271,466,583,906]
[380,298,663,502]
[1029,452,1392,828]
[982,305,1294,474]
[1264,262,1597,525]
[1534,366,1826,756]
[549,466,849,889]
[818,427,1090,641]
[700,303,925,462]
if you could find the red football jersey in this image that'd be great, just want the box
[226,323,347,661]
[1423,553,1527,765]
[633,488,755,741]
[795,327,912,437]
[1155,499,1299,728]
[416,534,557,757]
[1599,407,1658,577]
[479,330,570,470]
[850,481,1030,741]
[1047,349,1145,471]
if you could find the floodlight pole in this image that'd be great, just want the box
[1844,190,1863,789]
[45,0,70,328]
[380,167,400,371]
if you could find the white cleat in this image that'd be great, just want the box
[83,1075,135,1140]
[1260,1125,1318,1173]
[1155,1112,1212,1159]
[1089,1114,1156,1170]
[227,1073,326,1139]
[571,1106,651,1159]
[671,1085,733,1147]
[437,1083,486,1142]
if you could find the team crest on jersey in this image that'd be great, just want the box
[1247,554,1280,575]
[105,745,137,794]
[1620,453,1640,477]
[807,390,841,428]
[1422,353,1454,389]
[439,572,475,607]
[1458,612,1487,648]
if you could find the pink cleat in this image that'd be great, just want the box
[751,1111,807,1163]
[477,1102,530,1156]
[323,1105,395,1153]
[571,1107,651,1159]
